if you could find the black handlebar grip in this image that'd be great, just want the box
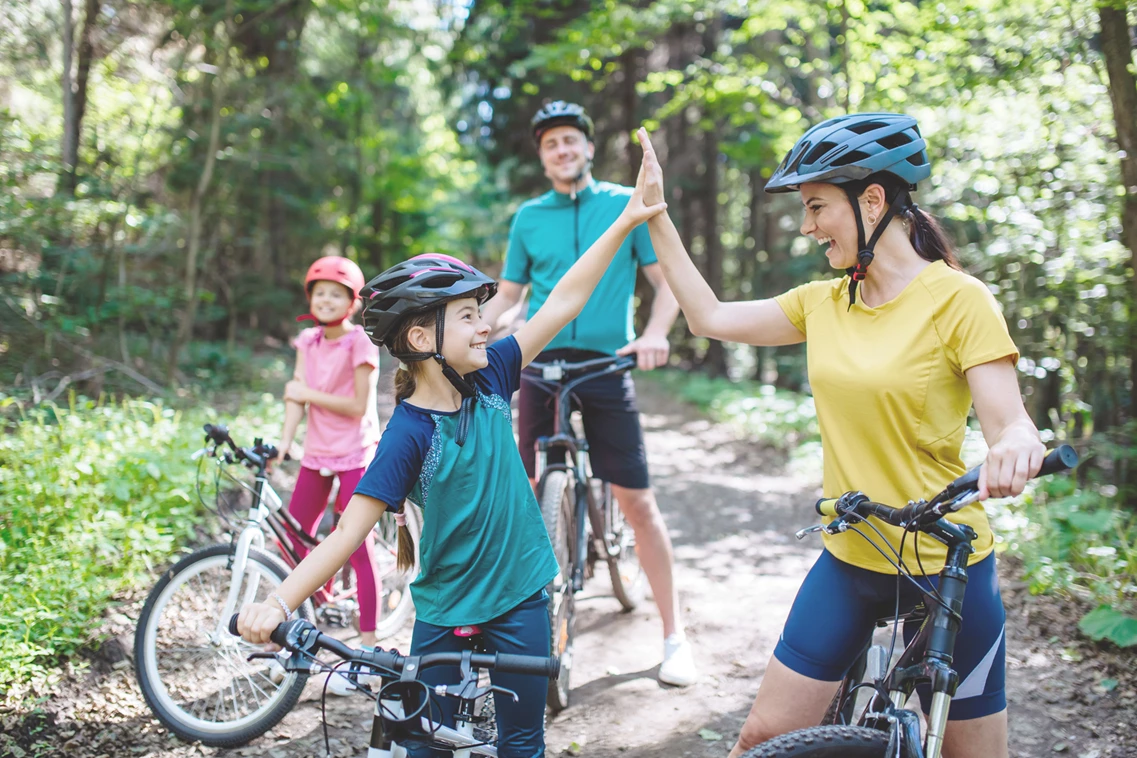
[495,653,561,679]
[228,614,240,636]
[1038,444,1078,477]
[270,622,291,647]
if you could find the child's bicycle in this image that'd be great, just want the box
[522,354,648,712]
[743,444,1079,758]
[226,614,558,758]
[134,423,422,747]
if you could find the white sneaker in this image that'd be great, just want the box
[267,658,286,684]
[658,633,698,686]
[324,669,379,697]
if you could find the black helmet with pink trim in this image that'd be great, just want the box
[361,254,497,349]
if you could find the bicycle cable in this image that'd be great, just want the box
[844,521,956,617]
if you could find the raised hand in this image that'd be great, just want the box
[619,129,668,227]
[637,128,665,207]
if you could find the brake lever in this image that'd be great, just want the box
[490,684,519,703]
[191,447,209,461]
[795,524,824,540]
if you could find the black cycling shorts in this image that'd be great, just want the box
[518,349,650,490]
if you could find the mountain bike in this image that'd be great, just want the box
[134,423,422,747]
[227,615,558,758]
[743,444,1080,758]
[523,354,647,712]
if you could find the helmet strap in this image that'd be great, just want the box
[390,305,479,445]
[842,185,909,310]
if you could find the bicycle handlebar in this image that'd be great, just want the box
[815,445,1079,529]
[524,354,637,382]
[201,423,283,469]
[227,616,559,679]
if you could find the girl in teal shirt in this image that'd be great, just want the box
[237,149,665,757]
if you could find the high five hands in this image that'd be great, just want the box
[618,128,669,228]
[616,127,672,371]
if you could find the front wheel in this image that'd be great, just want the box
[134,544,312,747]
[538,469,575,712]
[740,726,891,758]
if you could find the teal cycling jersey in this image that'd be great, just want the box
[502,179,657,355]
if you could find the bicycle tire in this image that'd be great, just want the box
[538,469,575,712]
[599,482,646,611]
[134,544,312,747]
[740,726,891,758]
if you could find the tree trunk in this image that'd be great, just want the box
[1098,3,1137,412]
[59,0,75,190]
[700,20,726,376]
[168,35,229,384]
[1097,1,1137,506]
[58,0,98,194]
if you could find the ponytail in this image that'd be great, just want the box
[396,516,416,573]
[855,173,962,271]
[386,310,438,574]
[903,205,961,271]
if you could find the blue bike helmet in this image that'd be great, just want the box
[765,112,930,193]
[766,113,932,307]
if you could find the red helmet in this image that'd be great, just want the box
[304,256,365,300]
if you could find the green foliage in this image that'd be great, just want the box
[1079,606,1137,648]
[1001,469,1137,648]
[644,369,818,449]
[0,393,283,693]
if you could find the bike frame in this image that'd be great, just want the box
[529,356,634,592]
[855,517,975,758]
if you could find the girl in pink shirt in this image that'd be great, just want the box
[276,256,382,651]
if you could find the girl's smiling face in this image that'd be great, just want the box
[440,297,490,373]
[309,280,355,323]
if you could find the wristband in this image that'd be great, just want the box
[271,593,294,620]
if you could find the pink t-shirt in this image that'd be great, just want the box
[293,324,380,472]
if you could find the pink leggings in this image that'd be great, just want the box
[288,465,379,633]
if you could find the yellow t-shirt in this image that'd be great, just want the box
[775,260,1019,574]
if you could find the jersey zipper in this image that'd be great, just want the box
[570,194,580,342]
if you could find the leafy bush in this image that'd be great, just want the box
[0,393,283,694]
[1000,473,1137,648]
[643,370,819,449]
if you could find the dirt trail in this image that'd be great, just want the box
[6,382,1134,757]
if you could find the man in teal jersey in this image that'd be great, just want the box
[482,101,696,686]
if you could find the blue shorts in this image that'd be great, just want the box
[405,589,550,758]
[773,550,1006,721]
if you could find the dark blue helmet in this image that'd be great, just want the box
[765,112,930,194]
[531,101,594,144]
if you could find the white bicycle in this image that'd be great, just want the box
[228,615,558,757]
[134,423,422,746]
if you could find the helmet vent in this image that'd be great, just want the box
[422,273,463,289]
[906,152,927,166]
[847,120,886,135]
[803,141,837,166]
[878,132,912,150]
[831,149,870,167]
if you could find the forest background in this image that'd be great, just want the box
[1,0,1136,695]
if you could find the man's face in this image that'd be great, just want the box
[538,125,595,186]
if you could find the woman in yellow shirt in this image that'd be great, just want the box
[635,115,1044,758]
